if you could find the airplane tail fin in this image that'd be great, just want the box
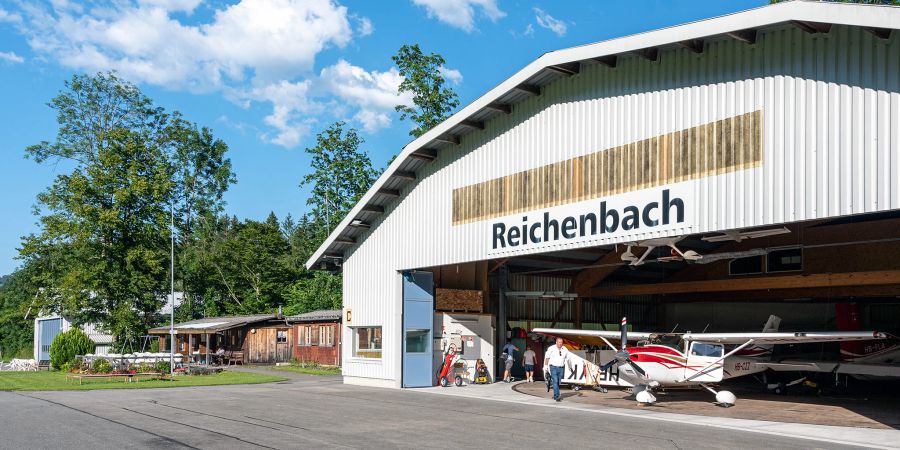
[736,315,781,358]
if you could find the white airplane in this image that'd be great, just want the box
[534,318,887,407]
[621,227,791,266]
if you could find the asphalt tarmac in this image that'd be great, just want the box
[0,371,868,450]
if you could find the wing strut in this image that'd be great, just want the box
[678,339,756,383]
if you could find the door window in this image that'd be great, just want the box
[690,342,724,357]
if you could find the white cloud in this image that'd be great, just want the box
[354,15,374,36]
[438,66,463,85]
[0,51,24,64]
[412,0,504,32]
[318,59,413,132]
[137,0,202,13]
[0,8,22,24]
[5,1,403,148]
[534,7,566,37]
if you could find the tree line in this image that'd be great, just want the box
[0,44,457,359]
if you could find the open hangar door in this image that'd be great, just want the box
[416,211,899,386]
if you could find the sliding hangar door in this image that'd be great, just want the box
[306,3,900,388]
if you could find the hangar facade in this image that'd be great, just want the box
[307,2,900,388]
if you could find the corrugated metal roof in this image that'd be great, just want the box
[307,1,900,270]
[286,309,342,323]
[148,314,277,334]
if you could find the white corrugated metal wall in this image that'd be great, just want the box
[342,24,900,386]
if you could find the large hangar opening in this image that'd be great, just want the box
[419,211,900,387]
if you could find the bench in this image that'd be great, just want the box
[65,372,166,385]
[226,351,244,366]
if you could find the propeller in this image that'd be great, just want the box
[612,317,647,378]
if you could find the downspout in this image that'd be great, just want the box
[496,265,508,379]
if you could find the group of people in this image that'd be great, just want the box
[500,336,570,402]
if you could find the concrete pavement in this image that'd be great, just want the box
[0,373,878,449]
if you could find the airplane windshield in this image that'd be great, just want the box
[649,333,682,348]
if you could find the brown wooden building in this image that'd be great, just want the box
[287,309,342,367]
[150,314,293,365]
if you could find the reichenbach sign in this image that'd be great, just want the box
[490,186,690,251]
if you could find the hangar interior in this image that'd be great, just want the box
[424,211,900,381]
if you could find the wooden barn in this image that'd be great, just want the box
[150,314,293,365]
[288,309,342,367]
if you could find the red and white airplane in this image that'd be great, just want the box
[534,318,888,407]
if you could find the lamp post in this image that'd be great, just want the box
[169,201,175,377]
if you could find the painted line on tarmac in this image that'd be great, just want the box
[15,393,198,450]
[411,386,897,450]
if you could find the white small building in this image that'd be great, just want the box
[33,292,183,363]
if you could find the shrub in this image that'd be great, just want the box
[92,358,112,374]
[49,328,95,370]
[155,360,171,374]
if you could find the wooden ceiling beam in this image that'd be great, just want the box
[361,205,384,213]
[791,20,832,35]
[633,48,659,62]
[408,148,437,161]
[677,39,705,54]
[727,29,757,45]
[460,119,485,130]
[864,27,892,40]
[514,84,542,96]
[485,102,512,114]
[392,171,417,180]
[546,63,580,76]
[593,55,618,68]
[433,135,459,145]
[377,188,400,197]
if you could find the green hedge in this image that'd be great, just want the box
[49,328,95,370]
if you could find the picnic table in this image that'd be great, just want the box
[65,372,168,385]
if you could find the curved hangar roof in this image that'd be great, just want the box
[306,1,899,270]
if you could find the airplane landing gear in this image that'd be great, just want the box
[633,384,657,405]
[701,383,736,407]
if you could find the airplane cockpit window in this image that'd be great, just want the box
[690,342,724,358]
[650,333,682,348]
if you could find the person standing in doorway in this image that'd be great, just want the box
[501,340,519,383]
[544,337,570,402]
[522,347,537,382]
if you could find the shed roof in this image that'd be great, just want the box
[148,314,278,334]
[306,1,900,270]
[286,309,342,323]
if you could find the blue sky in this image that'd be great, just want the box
[0,0,764,274]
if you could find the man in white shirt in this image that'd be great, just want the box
[543,337,570,402]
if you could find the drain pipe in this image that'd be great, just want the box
[496,265,508,380]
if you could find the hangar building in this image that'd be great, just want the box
[307,2,900,388]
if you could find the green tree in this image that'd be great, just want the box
[19,72,235,342]
[300,122,377,239]
[0,267,39,360]
[284,271,342,315]
[392,44,460,138]
[49,328,95,370]
[181,213,297,316]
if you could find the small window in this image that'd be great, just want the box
[353,327,382,358]
[405,329,430,353]
[319,326,334,347]
[276,330,287,343]
[729,255,764,275]
[767,247,802,273]
[299,326,313,347]
[691,342,724,358]
[311,326,319,346]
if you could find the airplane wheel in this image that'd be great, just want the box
[572,385,581,391]
[440,377,449,387]
[715,390,736,407]
[455,377,463,387]
[597,387,608,394]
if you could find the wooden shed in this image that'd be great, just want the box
[150,314,293,365]
[287,309,342,367]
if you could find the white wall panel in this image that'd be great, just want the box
[341,25,900,383]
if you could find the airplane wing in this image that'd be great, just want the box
[532,328,654,349]
[683,331,887,345]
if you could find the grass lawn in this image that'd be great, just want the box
[0,370,286,391]
[271,365,342,376]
